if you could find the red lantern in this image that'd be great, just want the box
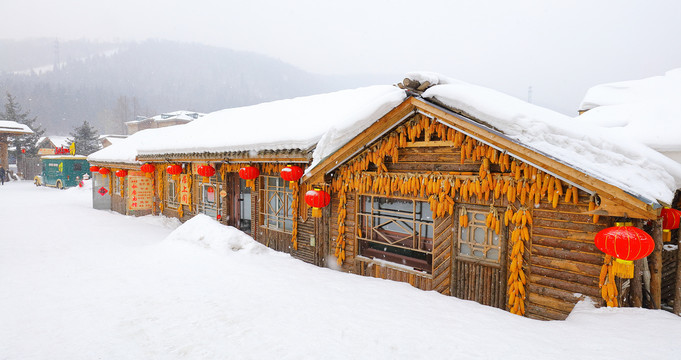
[239,166,260,190]
[305,188,330,218]
[166,164,183,175]
[660,207,681,242]
[280,165,304,188]
[115,169,128,177]
[90,165,100,172]
[98,168,110,176]
[197,165,216,178]
[140,163,155,174]
[239,166,259,180]
[594,222,655,278]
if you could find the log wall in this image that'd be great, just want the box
[330,191,357,273]
[527,191,609,320]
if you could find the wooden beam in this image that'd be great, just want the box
[649,218,663,309]
[411,98,658,219]
[675,236,681,315]
[304,100,416,184]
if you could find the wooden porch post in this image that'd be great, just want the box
[0,134,8,170]
[631,259,643,307]
[649,218,663,309]
[675,236,681,315]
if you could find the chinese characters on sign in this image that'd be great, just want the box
[179,174,191,205]
[126,171,154,210]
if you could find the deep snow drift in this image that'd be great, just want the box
[1,180,679,359]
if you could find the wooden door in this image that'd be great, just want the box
[451,206,507,309]
[224,173,252,234]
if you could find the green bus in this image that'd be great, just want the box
[34,155,90,189]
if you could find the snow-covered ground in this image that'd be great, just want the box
[1,180,679,359]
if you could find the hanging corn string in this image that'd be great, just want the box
[156,164,165,213]
[599,255,619,307]
[291,181,299,250]
[327,112,581,273]
[588,194,600,224]
[334,182,348,265]
[507,207,531,316]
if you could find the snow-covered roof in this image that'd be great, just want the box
[89,127,176,164]
[39,135,71,148]
[135,86,406,157]
[0,120,33,134]
[125,110,206,125]
[579,68,681,111]
[99,135,128,147]
[90,71,681,207]
[576,69,681,152]
[415,72,681,206]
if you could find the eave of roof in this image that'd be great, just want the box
[305,96,658,219]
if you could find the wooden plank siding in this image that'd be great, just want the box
[432,215,453,295]
[330,191,357,273]
[526,191,610,320]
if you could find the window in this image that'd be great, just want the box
[113,175,122,195]
[358,195,434,273]
[458,208,501,264]
[239,178,252,233]
[195,174,221,218]
[165,174,179,209]
[73,162,82,171]
[259,176,293,232]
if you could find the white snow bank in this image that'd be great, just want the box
[2,180,681,359]
[577,69,681,152]
[422,80,681,205]
[136,86,406,157]
[163,214,271,255]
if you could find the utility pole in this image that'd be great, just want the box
[527,86,533,104]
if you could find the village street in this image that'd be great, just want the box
[1,180,680,359]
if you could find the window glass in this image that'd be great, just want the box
[239,178,252,232]
[457,208,501,263]
[195,174,220,218]
[260,175,293,232]
[165,174,179,208]
[358,195,434,273]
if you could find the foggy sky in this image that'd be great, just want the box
[2,0,680,115]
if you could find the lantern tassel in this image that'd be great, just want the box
[312,207,322,218]
[663,229,671,243]
[613,258,634,279]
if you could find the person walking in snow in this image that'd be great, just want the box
[0,167,5,185]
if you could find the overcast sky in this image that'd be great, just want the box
[1,0,680,114]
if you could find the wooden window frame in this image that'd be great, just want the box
[194,174,221,218]
[259,175,293,233]
[456,206,502,266]
[357,194,434,273]
[165,173,179,209]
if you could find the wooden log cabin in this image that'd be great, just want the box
[88,74,681,320]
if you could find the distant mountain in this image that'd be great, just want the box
[0,39,396,135]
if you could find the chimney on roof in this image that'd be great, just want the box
[396,77,433,95]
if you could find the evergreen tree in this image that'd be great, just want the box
[68,121,100,155]
[1,92,44,157]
